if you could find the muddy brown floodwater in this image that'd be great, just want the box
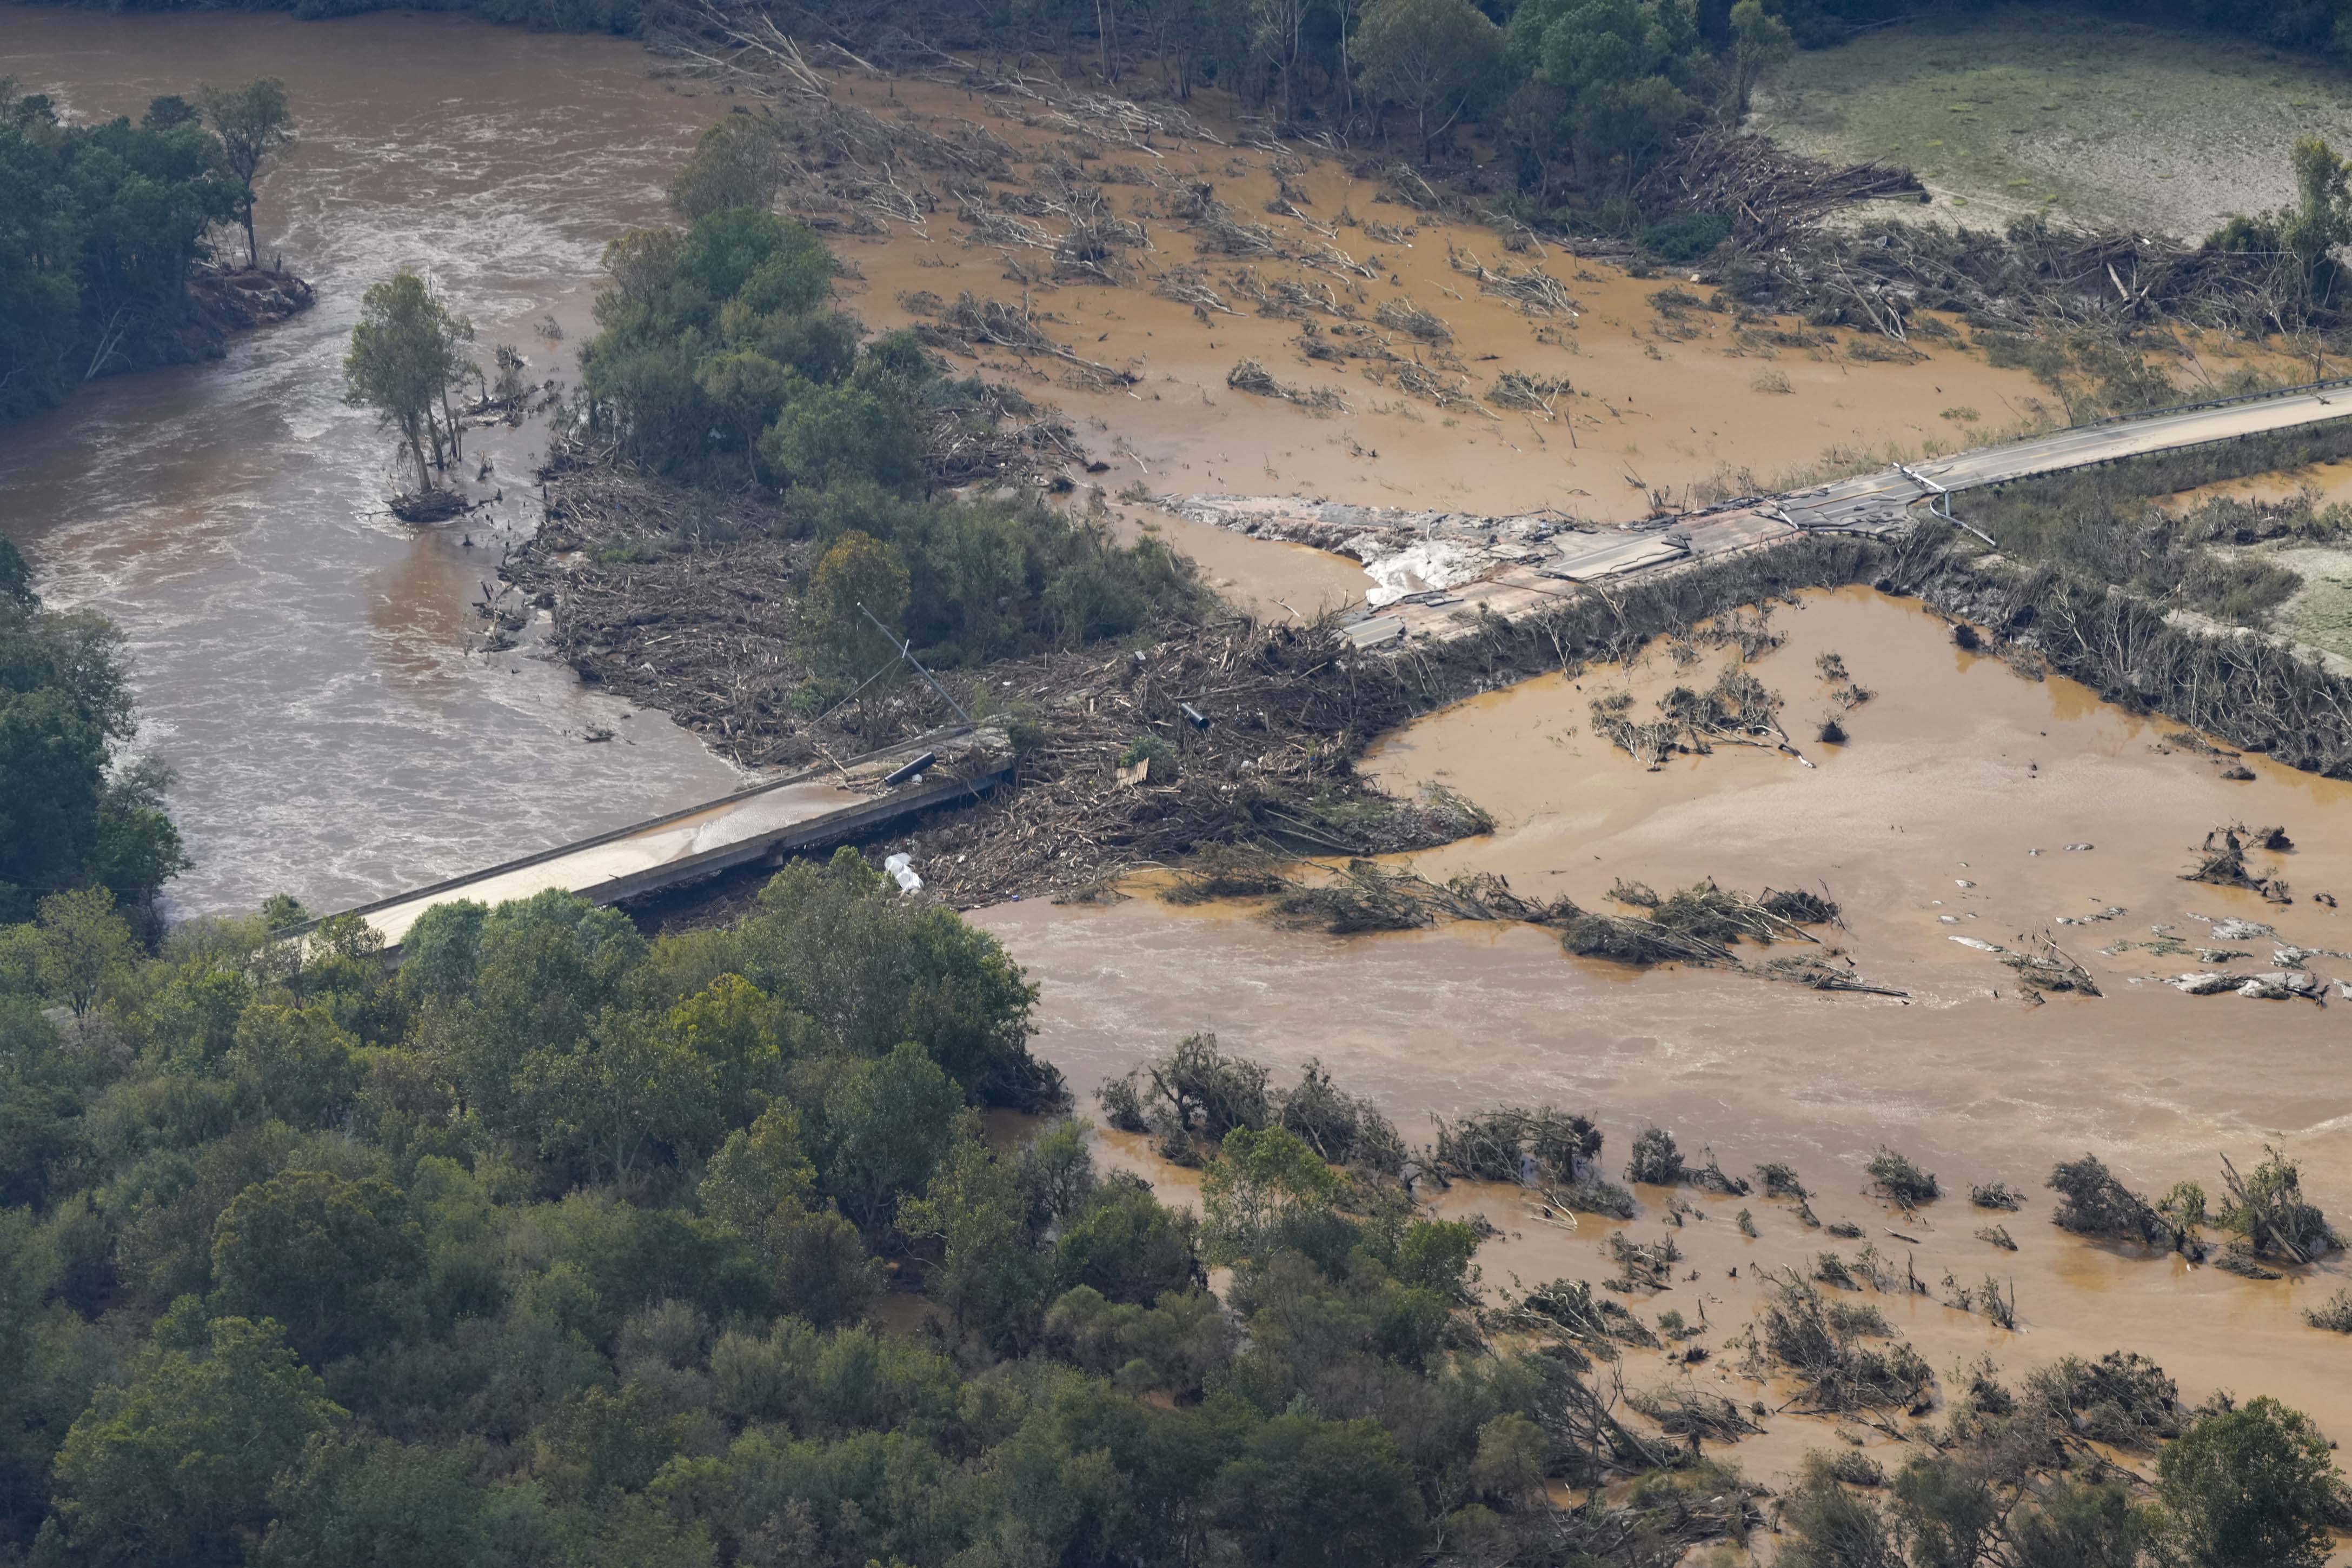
[11,9,2351,1493]
[0,10,2051,912]
[0,7,753,916]
[975,588,2352,1472]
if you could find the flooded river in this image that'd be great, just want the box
[976,589,2352,1444]
[0,8,2049,914]
[7,3,2352,1481]
[0,7,746,915]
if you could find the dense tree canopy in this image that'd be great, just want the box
[0,849,1671,1567]
[0,84,242,423]
[574,202,1204,675]
[0,553,188,923]
[2,845,2344,1565]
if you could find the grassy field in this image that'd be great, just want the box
[2273,544,2352,663]
[1751,5,2352,237]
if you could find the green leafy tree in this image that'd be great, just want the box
[1199,1126,1345,1269]
[1,589,183,920]
[1506,0,1704,190]
[227,1001,363,1127]
[515,1008,718,1188]
[443,889,645,1133]
[761,381,924,493]
[799,529,911,685]
[0,539,30,605]
[582,206,839,483]
[81,756,189,913]
[195,79,293,270]
[1211,1415,1428,1568]
[39,1315,343,1568]
[818,1040,965,1231]
[0,85,240,420]
[663,972,794,1127]
[2157,1396,2346,1568]
[1890,1451,1999,1568]
[731,848,1051,1106]
[667,117,787,222]
[900,1122,1053,1351]
[2209,136,2352,316]
[766,1197,883,1326]
[696,348,794,480]
[258,1431,533,1568]
[398,897,488,1004]
[1055,1175,1202,1305]
[533,1380,686,1503]
[28,888,135,1019]
[699,1103,817,1235]
[0,1000,88,1212]
[1356,0,1505,163]
[0,1205,67,1539]
[1728,0,1794,120]
[1467,1413,1547,1505]
[343,269,475,493]
[2283,137,2352,288]
[210,1168,426,1365]
[2009,1479,2164,1568]
[1777,1451,1901,1567]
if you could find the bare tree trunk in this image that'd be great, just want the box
[82,308,132,382]
[404,418,431,493]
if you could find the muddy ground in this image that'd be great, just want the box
[805,71,2052,526]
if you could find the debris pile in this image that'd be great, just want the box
[1224,358,1346,413]
[1746,1271,1935,1414]
[2180,821,2293,903]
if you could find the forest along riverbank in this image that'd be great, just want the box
[0,6,752,917]
[971,586,2352,1457]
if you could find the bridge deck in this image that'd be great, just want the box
[338,730,1008,953]
[341,383,2352,944]
[1362,380,2352,638]
[1784,382,2352,531]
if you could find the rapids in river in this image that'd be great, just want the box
[1,6,746,915]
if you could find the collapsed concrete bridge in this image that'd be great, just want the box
[1172,378,2352,646]
[332,380,2351,946]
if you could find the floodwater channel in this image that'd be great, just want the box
[0,6,747,916]
[9,7,2352,1473]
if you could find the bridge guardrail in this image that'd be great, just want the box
[2080,375,2352,429]
[286,726,976,940]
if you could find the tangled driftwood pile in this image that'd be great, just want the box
[1635,127,1924,248]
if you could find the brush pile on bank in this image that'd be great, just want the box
[1426,1106,1637,1217]
[2047,1147,2336,1270]
[1885,489,2352,779]
[1095,1032,1409,1174]
[1746,1270,1936,1415]
[1631,127,1926,250]
[1732,215,2333,344]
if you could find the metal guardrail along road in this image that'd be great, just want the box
[339,729,1009,955]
